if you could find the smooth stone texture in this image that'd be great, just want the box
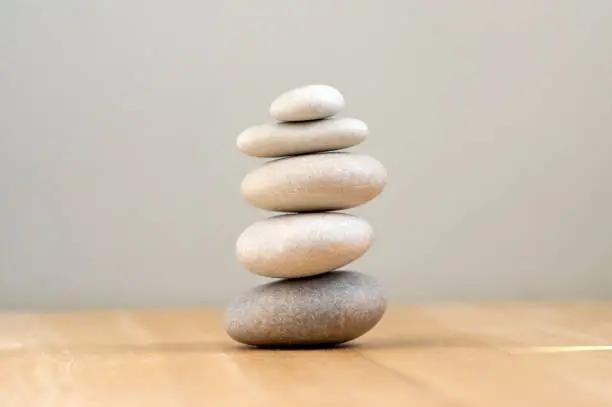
[270,84,345,122]
[241,152,387,212]
[236,118,368,157]
[224,271,387,347]
[236,213,373,278]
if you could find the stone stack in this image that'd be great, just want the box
[224,84,388,347]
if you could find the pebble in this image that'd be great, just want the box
[224,271,387,347]
[270,84,345,122]
[241,152,387,212]
[236,213,373,278]
[236,117,368,158]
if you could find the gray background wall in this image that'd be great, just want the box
[1,1,611,309]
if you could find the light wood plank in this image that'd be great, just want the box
[1,302,612,406]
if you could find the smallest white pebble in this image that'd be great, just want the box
[270,84,345,122]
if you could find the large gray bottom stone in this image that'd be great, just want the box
[224,271,387,347]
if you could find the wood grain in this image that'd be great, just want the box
[1,303,611,406]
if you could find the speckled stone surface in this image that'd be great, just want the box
[236,117,368,158]
[224,271,387,347]
[236,213,373,278]
[270,84,345,122]
[241,152,387,212]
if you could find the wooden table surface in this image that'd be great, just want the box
[1,302,612,406]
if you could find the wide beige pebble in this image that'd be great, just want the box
[224,271,387,347]
[241,152,387,212]
[236,117,368,157]
[236,213,373,278]
[270,84,345,122]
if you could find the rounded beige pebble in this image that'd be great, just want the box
[224,271,387,347]
[236,213,373,278]
[236,117,368,158]
[270,84,345,122]
[241,152,387,212]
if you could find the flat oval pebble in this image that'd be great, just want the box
[224,271,387,347]
[236,213,373,278]
[241,153,387,212]
[270,84,345,122]
[236,117,368,157]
